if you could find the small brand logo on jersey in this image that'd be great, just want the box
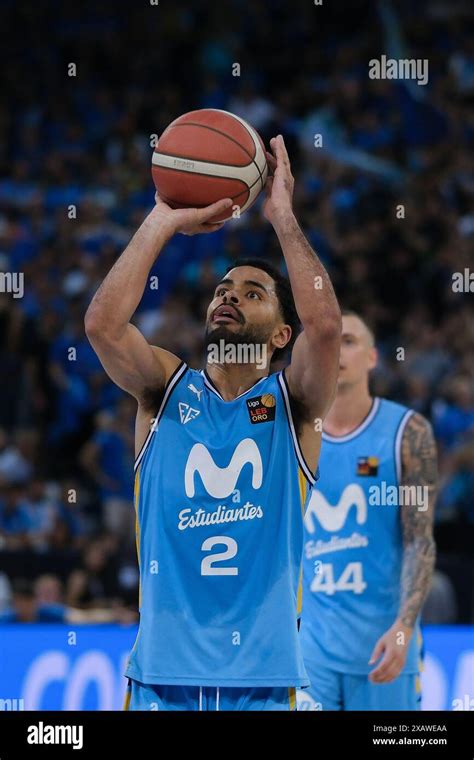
[357,456,379,476]
[187,383,202,401]
[246,394,276,424]
[178,402,200,425]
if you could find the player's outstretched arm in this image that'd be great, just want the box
[85,196,232,402]
[264,135,341,419]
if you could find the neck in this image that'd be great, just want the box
[205,363,268,400]
[324,380,373,436]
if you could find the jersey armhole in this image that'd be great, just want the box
[277,370,318,487]
[134,360,188,472]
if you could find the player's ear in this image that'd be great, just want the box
[368,346,378,371]
[272,324,292,350]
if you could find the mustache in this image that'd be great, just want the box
[210,305,245,325]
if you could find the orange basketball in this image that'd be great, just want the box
[152,109,268,223]
[261,394,276,407]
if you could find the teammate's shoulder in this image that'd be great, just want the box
[400,410,435,438]
[377,396,414,419]
[377,398,434,437]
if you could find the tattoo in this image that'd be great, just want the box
[399,413,438,628]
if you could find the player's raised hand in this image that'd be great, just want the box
[262,135,294,224]
[368,620,412,683]
[152,193,233,236]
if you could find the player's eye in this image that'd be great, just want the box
[247,291,261,299]
[216,287,228,297]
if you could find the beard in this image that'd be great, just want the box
[204,322,272,357]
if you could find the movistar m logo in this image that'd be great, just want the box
[185,439,263,498]
[305,484,367,533]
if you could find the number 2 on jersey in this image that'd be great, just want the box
[201,536,238,576]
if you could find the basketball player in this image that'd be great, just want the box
[84,136,341,710]
[297,311,438,711]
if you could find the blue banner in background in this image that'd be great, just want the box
[0,624,136,711]
[421,626,474,711]
[0,624,472,710]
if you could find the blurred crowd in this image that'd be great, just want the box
[0,0,473,622]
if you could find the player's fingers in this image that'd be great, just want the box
[370,671,390,684]
[196,198,233,222]
[265,151,277,172]
[270,136,282,162]
[373,663,400,684]
[369,652,395,682]
[385,662,404,682]
[275,134,291,168]
[368,644,392,675]
[264,176,274,195]
[369,669,387,683]
[200,222,226,234]
[368,638,385,665]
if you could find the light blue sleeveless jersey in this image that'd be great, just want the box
[125,362,317,687]
[300,397,422,675]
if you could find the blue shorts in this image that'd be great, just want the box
[124,678,297,711]
[297,660,422,711]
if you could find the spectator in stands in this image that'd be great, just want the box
[0,577,134,624]
[0,485,33,550]
[80,409,134,540]
[0,0,472,621]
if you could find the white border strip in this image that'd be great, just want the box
[277,371,316,486]
[322,397,381,443]
[201,371,223,400]
[395,409,414,484]
[134,362,188,472]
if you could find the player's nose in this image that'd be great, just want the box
[222,291,239,305]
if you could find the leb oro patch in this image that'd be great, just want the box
[246,394,276,424]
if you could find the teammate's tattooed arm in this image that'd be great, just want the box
[398,413,438,628]
[369,412,437,684]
